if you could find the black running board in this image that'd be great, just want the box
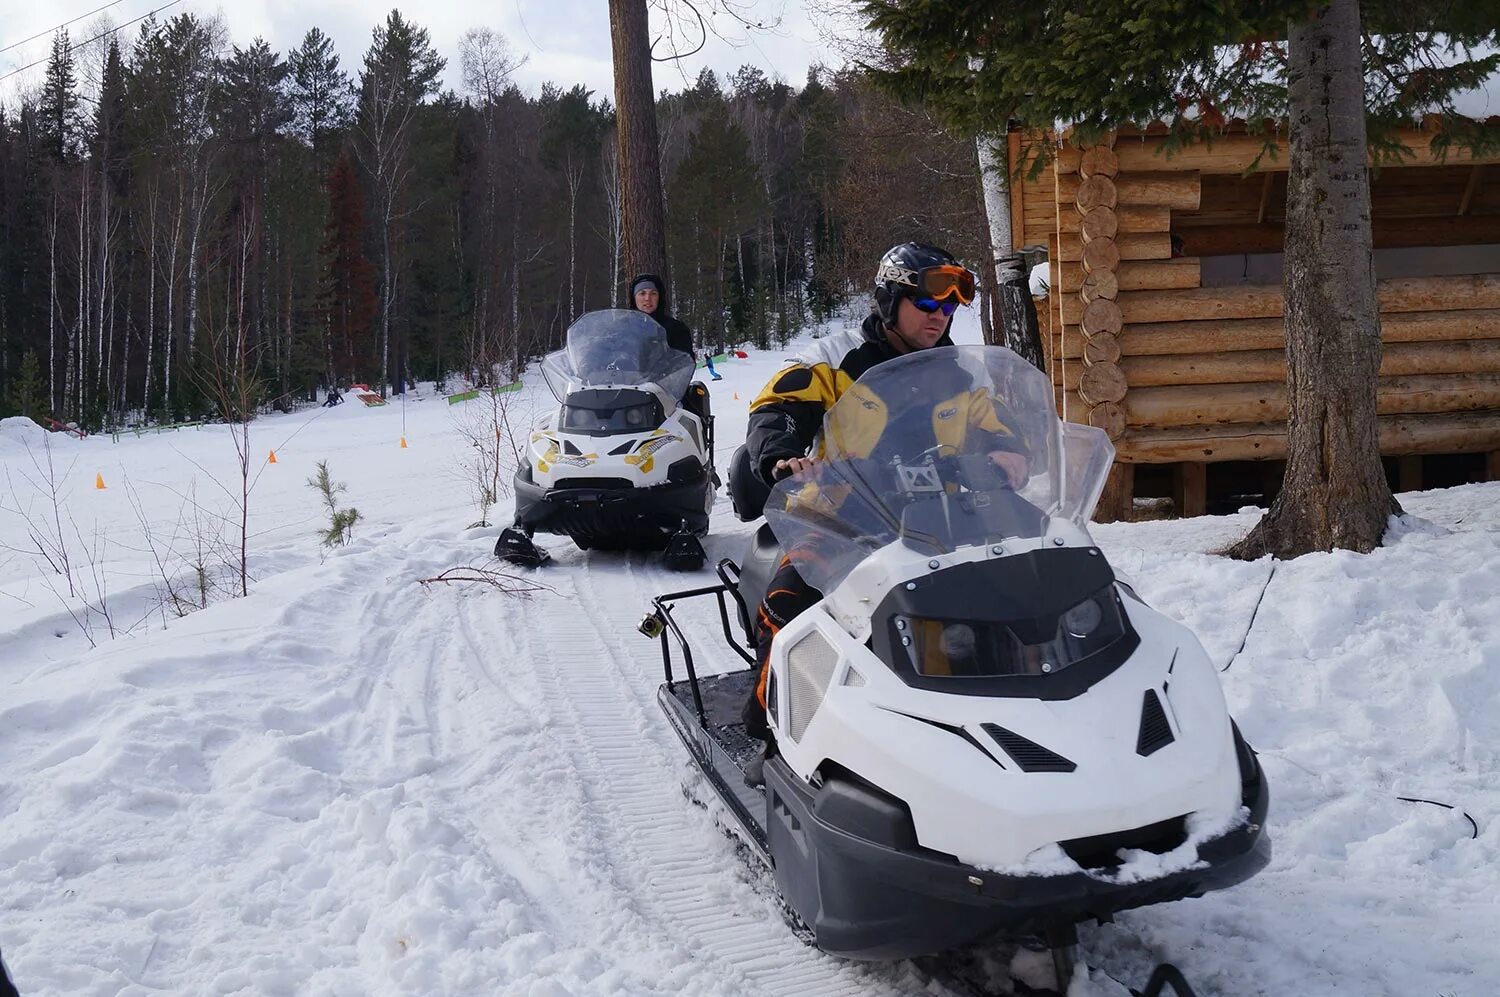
[658,678,771,862]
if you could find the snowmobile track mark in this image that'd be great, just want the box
[511,571,903,997]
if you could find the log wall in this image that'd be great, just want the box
[1010,128,1500,517]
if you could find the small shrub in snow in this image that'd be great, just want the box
[308,461,361,547]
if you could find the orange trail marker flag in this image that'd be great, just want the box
[95,473,106,490]
[268,449,278,464]
[400,436,408,449]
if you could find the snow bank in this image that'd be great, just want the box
[0,415,48,456]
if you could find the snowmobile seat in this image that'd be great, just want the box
[682,380,711,423]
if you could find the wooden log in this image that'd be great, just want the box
[1058,204,1170,235]
[1122,373,1500,429]
[1101,340,1500,388]
[1079,146,1120,178]
[1082,239,1121,274]
[1116,274,1500,326]
[1057,129,1500,175]
[1058,171,1202,210]
[1079,362,1128,405]
[1082,299,1124,338]
[1081,206,1119,243]
[1116,411,1500,463]
[1083,332,1122,366]
[1093,462,1135,523]
[1080,269,1119,302]
[1089,401,1127,440]
[1379,274,1500,313]
[1058,257,1201,294]
[1178,214,1500,256]
[1172,462,1208,518]
[1118,309,1500,357]
[1075,175,1118,211]
[1057,231,1173,264]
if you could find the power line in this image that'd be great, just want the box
[0,0,130,57]
[0,0,185,85]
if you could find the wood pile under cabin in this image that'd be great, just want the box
[1010,125,1500,521]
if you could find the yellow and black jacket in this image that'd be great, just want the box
[744,314,1022,489]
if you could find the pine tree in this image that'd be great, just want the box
[320,150,378,385]
[356,9,446,396]
[307,459,360,547]
[6,350,43,420]
[288,28,352,176]
[38,31,82,162]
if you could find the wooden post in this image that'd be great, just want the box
[1172,462,1207,518]
[1094,463,1136,523]
[1397,454,1423,493]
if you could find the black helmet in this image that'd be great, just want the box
[873,242,976,326]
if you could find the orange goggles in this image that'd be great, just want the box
[917,264,976,305]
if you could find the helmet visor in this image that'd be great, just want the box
[918,264,976,305]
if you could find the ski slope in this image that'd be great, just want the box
[1,311,1496,996]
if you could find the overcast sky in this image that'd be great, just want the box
[0,0,854,107]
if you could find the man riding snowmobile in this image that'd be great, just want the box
[727,242,1021,775]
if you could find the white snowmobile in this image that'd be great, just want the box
[642,346,1269,989]
[495,309,715,570]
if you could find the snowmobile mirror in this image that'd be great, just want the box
[638,610,667,640]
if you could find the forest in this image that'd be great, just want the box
[0,9,998,430]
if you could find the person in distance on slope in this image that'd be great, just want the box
[732,242,1029,783]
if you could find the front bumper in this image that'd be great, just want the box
[764,742,1271,960]
[513,463,711,546]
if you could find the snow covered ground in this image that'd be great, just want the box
[1,310,1496,996]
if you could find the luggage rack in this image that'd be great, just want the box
[639,558,756,726]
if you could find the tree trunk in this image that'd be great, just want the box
[1227,0,1398,560]
[976,133,1044,371]
[609,0,667,279]
[48,195,58,415]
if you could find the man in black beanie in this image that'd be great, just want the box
[629,273,694,359]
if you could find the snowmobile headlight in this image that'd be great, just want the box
[1062,597,1104,638]
[891,586,1127,679]
[625,405,649,427]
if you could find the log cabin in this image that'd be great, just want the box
[1010,123,1500,520]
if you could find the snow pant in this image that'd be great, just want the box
[741,553,823,741]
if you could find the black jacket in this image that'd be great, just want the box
[629,273,694,359]
[743,313,1020,489]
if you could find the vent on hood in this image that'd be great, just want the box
[1137,689,1175,756]
[981,724,1076,773]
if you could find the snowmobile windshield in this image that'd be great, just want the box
[541,310,695,403]
[763,346,1114,595]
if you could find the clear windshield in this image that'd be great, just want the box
[763,346,1115,594]
[540,310,695,403]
